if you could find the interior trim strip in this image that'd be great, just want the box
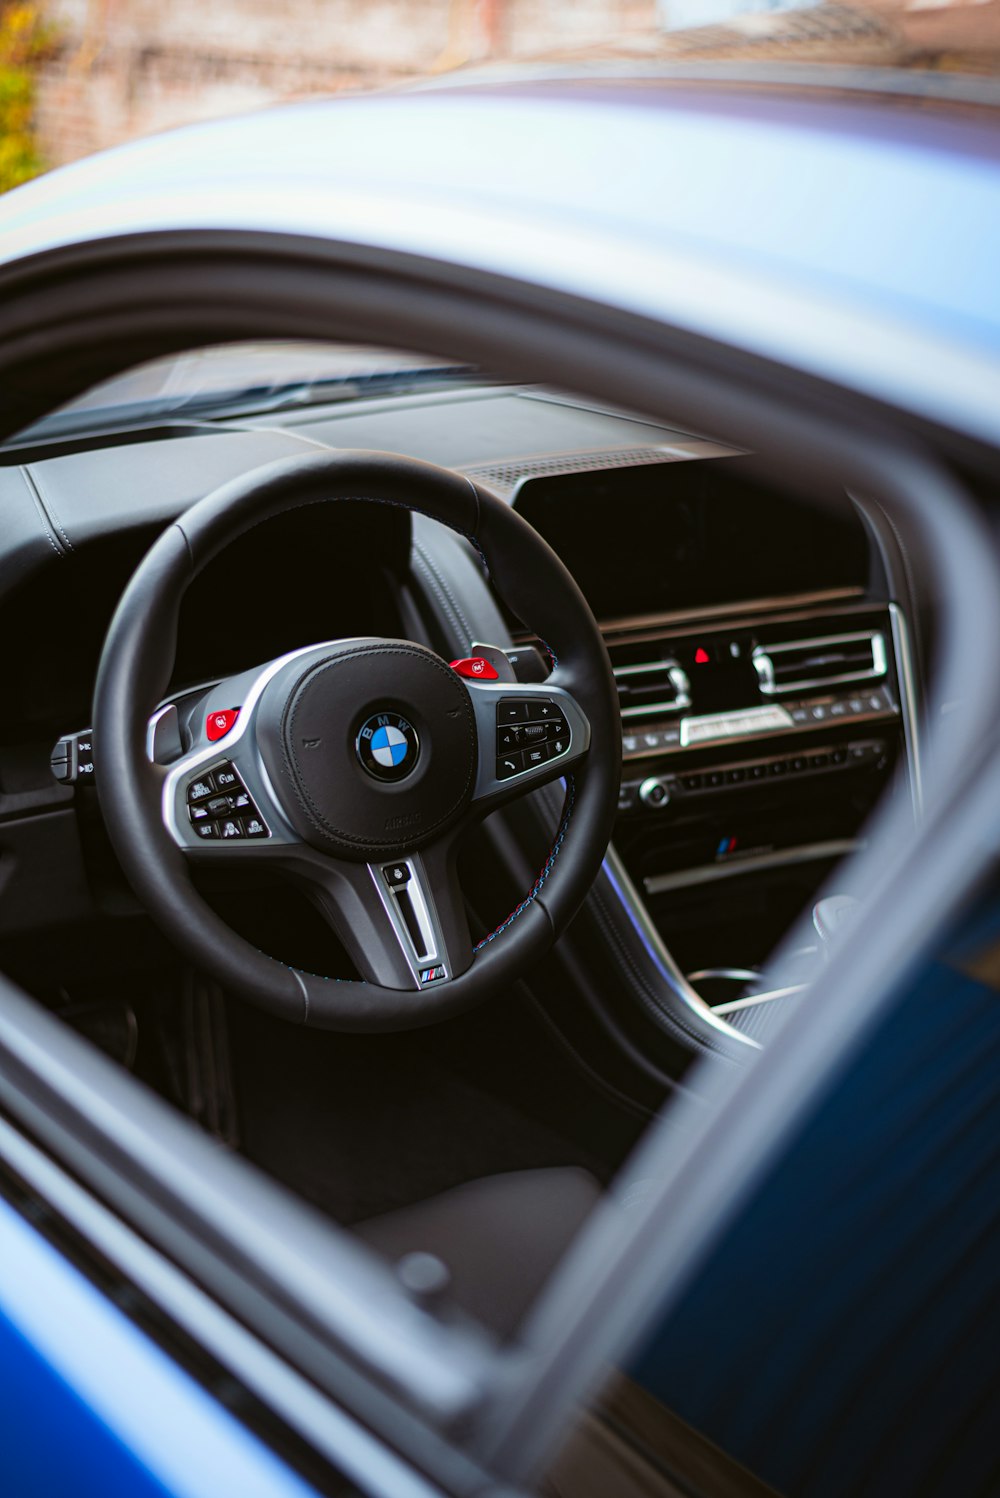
[713,983,809,1016]
[595,588,867,637]
[621,699,685,720]
[512,591,869,648]
[889,601,923,818]
[622,705,896,762]
[643,839,864,896]
[679,702,793,747]
[613,658,681,679]
[601,845,761,1050]
[686,966,762,987]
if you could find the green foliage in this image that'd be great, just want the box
[0,4,54,193]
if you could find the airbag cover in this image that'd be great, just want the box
[259,639,477,860]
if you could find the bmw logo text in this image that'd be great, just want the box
[356,711,420,782]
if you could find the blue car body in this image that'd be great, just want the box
[0,67,999,1498]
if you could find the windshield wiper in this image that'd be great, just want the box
[9,363,485,444]
[177,363,483,420]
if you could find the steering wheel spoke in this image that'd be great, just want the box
[280,836,473,991]
[165,746,285,849]
[158,656,312,852]
[464,676,591,812]
[156,657,477,989]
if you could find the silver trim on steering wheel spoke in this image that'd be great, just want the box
[292,843,473,991]
[367,856,454,988]
[464,680,591,805]
[160,641,347,852]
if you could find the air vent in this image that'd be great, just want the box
[609,640,691,720]
[752,630,887,696]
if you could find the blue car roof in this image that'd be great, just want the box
[1,75,998,444]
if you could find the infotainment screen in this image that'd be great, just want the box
[512,456,869,623]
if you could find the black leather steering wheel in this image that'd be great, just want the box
[93,451,621,1031]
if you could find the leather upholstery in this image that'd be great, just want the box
[355,1166,602,1339]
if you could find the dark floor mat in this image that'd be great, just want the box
[228,991,642,1226]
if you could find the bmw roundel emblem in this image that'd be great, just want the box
[356,711,420,782]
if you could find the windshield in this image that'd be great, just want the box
[6,3,1000,442]
[25,343,482,438]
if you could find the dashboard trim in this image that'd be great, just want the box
[465,435,740,504]
[713,983,808,1017]
[600,844,761,1052]
[643,838,866,898]
[622,700,898,763]
[592,587,867,640]
[890,601,924,819]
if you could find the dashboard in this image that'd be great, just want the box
[0,383,918,1055]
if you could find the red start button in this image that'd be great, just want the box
[449,656,499,680]
[206,708,240,742]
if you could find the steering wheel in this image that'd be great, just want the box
[93,451,621,1031]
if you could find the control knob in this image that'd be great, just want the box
[639,777,671,809]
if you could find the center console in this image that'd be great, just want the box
[511,454,916,1023]
[605,599,911,987]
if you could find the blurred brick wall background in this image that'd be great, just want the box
[30,0,1000,170]
[34,0,655,166]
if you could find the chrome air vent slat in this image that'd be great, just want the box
[610,650,691,720]
[752,630,887,696]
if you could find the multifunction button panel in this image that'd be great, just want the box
[496,697,571,780]
[186,762,270,841]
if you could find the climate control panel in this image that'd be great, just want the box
[618,737,890,814]
[622,683,897,761]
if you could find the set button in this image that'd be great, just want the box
[193,815,268,840]
[186,762,270,841]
